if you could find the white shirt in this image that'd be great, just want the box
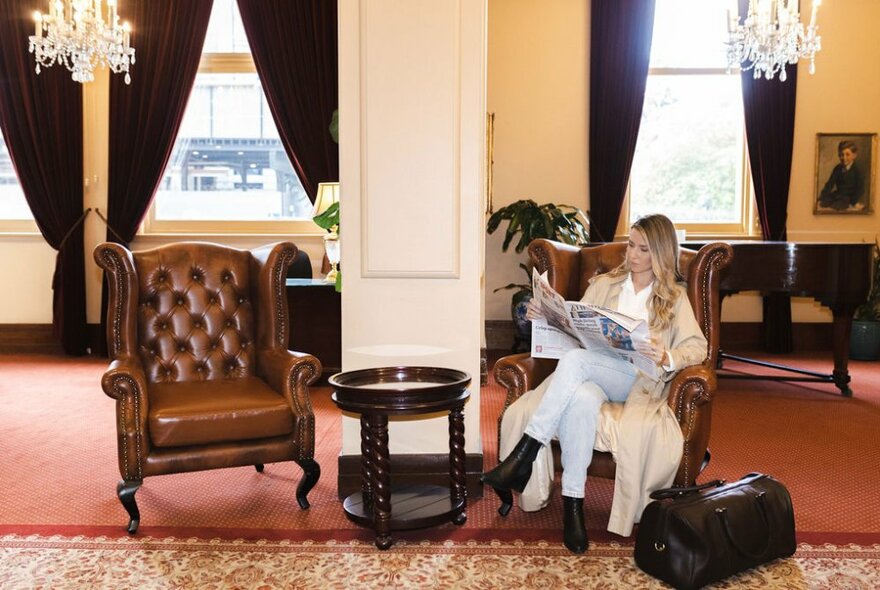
[618,274,675,371]
[617,274,652,322]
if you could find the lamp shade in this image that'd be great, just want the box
[313,182,340,218]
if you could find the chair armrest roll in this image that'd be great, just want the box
[101,357,148,403]
[493,353,557,407]
[666,365,715,486]
[666,365,715,423]
[100,356,150,481]
[257,349,322,417]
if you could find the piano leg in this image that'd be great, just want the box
[831,306,856,397]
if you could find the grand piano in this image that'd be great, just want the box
[683,241,873,396]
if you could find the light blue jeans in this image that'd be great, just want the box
[524,349,638,498]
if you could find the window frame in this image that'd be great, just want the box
[141,53,324,237]
[618,66,760,240]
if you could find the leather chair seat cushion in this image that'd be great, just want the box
[148,377,294,448]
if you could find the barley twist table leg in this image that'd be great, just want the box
[367,413,392,549]
[448,405,467,525]
[359,414,373,506]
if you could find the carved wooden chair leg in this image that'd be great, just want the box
[494,487,513,516]
[254,464,265,472]
[295,458,321,509]
[117,479,142,534]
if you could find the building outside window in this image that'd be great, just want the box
[628,0,756,237]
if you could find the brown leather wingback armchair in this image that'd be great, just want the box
[492,239,732,515]
[94,241,323,533]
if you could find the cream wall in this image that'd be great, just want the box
[485,0,589,322]
[484,0,879,325]
[0,236,55,323]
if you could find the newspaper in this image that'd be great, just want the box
[529,269,657,376]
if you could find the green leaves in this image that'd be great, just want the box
[313,202,339,232]
[487,199,590,253]
[488,201,589,306]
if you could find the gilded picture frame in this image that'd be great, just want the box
[813,132,876,215]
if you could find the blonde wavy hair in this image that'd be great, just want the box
[606,214,682,331]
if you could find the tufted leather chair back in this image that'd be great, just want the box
[98,241,296,385]
[134,245,256,384]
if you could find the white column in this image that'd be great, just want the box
[338,0,487,455]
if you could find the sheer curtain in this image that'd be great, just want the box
[0,1,87,354]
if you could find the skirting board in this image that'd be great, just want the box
[338,453,485,500]
[0,324,62,354]
[0,323,105,355]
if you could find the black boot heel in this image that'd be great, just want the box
[494,487,513,516]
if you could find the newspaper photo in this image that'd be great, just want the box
[529,269,657,376]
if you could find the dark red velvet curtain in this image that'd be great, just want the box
[738,0,799,352]
[739,6,797,243]
[237,0,339,201]
[588,0,656,242]
[107,0,213,244]
[0,1,87,354]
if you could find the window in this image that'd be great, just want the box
[145,0,315,234]
[627,0,756,237]
[0,128,37,232]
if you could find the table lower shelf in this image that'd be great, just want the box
[342,483,466,531]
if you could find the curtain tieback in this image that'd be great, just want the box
[57,208,92,251]
[94,207,129,244]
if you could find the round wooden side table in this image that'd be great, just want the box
[329,366,471,550]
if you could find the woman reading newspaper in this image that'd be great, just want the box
[482,214,707,553]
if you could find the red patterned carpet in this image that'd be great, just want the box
[1,352,879,588]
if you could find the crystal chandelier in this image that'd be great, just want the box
[28,0,135,84]
[725,0,822,81]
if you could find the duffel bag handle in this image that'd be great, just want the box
[649,479,725,500]
[715,492,772,559]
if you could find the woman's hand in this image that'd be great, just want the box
[525,298,545,321]
[636,334,668,367]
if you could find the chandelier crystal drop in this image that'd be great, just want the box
[28,0,135,84]
[725,0,821,82]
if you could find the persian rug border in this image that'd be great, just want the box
[1,524,877,547]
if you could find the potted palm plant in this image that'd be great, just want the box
[487,199,590,351]
[850,238,880,360]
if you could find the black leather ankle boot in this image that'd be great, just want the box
[562,495,588,553]
[481,433,542,493]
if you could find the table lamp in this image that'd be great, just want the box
[313,182,340,282]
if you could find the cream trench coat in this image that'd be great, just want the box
[498,272,708,537]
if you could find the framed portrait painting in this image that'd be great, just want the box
[813,133,876,215]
